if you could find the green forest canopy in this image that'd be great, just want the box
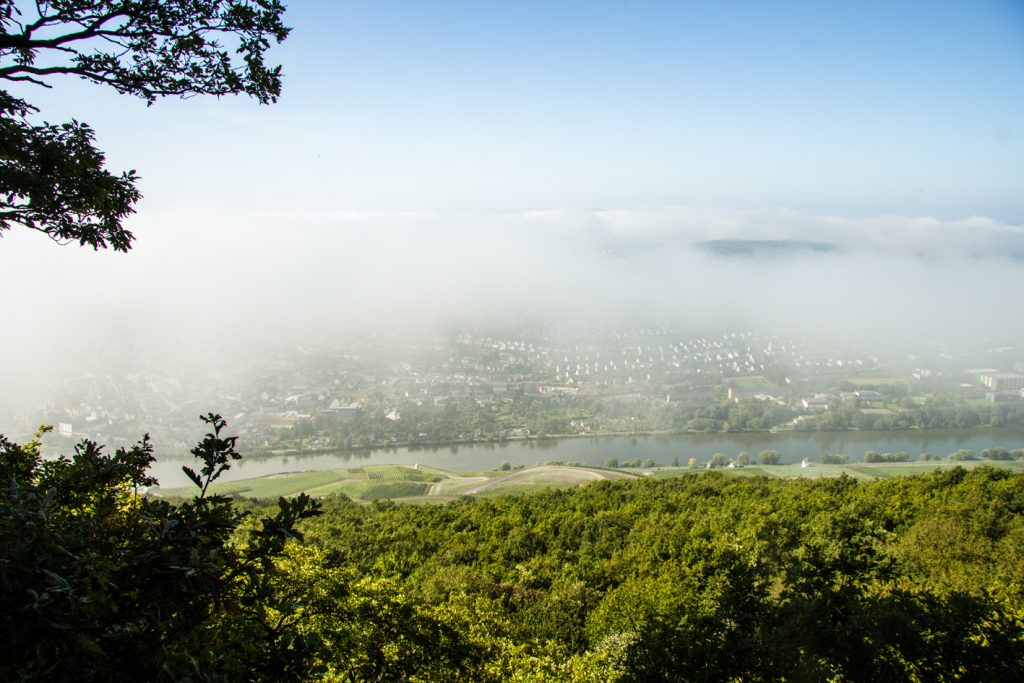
[3,419,1024,681]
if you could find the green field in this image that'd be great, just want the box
[846,460,1024,478]
[473,482,574,497]
[364,465,442,482]
[308,480,430,501]
[844,376,908,386]
[152,464,634,501]
[151,460,1024,502]
[730,375,773,389]
[154,464,442,499]
[653,464,875,480]
[200,470,345,498]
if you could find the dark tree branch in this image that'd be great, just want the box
[2,73,50,86]
[0,13,127,51]
[0,64,91,77]
[1,0,289,251]
[26,223,74,246]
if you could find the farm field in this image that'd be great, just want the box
[152,463,639,501]
[730,375,773,390]
[843,375,910,385]
[461,465,639,496]
[845,460,1024,478]
[152,464,493,502]
[151,459,1024,502]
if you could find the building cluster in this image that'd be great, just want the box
[969,368,1024,403]
[6,329,1022,457]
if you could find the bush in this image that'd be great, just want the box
[866,451,909,463]
[0,416,322,681]
[982,448,1012,461]
[947,449,978,462]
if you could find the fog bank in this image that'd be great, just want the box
[2,206,1022,416]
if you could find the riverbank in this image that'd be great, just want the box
[146,426,1024,488]
[240,421,1024,462]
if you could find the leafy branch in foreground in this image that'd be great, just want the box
[0,90,140,249]
[0,0,289,103]
[0,0,289,250]
[182,412,243,497]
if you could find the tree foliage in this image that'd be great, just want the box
[299,468,1024,681]
[0,415,322,681]
[0,0,288,250]
[5,420,1024,680]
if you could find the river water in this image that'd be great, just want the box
[148,427,1024,488]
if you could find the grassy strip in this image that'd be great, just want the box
[152,461,1024,502]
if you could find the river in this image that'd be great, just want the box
[148,427,1024,488]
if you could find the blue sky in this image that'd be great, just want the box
[272,0,1024,218]
[258,0,1023,219]
[10,0,1023,221]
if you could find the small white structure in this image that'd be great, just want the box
[801,458,811,468]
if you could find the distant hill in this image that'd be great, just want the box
[695,239,837,257]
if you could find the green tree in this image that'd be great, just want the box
[947,449,977,462]
[983,448,1012,461]
[1,0,288,250]
[0,415,323,681]
[758,449,781,465]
